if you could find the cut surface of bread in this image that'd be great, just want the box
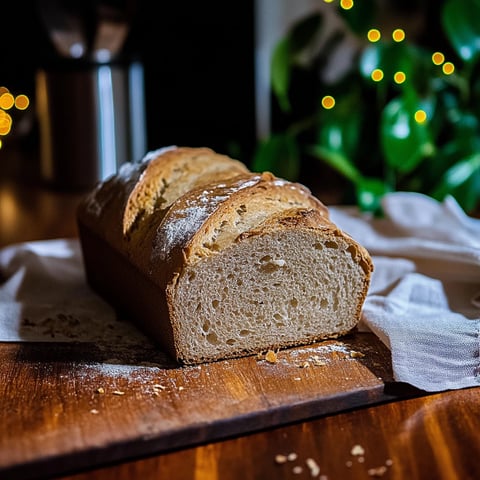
[169,208,372,363]
[77,146,373,365]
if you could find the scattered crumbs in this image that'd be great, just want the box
[368,466,388,477]
[294,377,302,381]
[287,453,298,462]
[275,454,288,465]
[265,350,278,364]
[113,390,125,396]
[96,387,105,394]
[385,459,393,467]
[178,386,185,391]
[153,384,166,391]
[350,351,365,358]
[319,475,328,480]
[311,355,327,366]
[90,409,99,415]
[357,456,365,464]
[351,444,365,456]
[306,457,320,477]
[292,466,303,474]
[346,460,353,468]
[299,361,310,368]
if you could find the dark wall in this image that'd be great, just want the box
[0,1,256,164]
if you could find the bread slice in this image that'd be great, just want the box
[77,146,373,364]
[170,208,372,363]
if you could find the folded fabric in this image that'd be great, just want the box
[330,192,480,392]
[0,239,149,346]
[0,192,478,392]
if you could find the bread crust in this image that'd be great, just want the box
[77,146,373,364]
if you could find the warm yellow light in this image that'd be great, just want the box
[0,113,12,135]
[0,139,2,149]
[414,110,427,124]
[340,0,354,10]
[392,28,405,42]
[14,94,29,110]
[321,95,335,109]
[323,0,335,3]
[367,29,381,42]
[443,62,455,75]
[432,52,445,65]
[371,69,384,82]
[393,71,406,84]
[0,93,15,110]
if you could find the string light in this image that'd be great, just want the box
[414,110,427,124]
[0,93,14,110]
[442,62,455,75]
[371,69,384,82]
[393,71,406,84]
[432,52,445,65]
[340,0,354,10]
[367,29,381,42]
[14,94,29,110]
[392,28,405,42]
[0,86,30,144]
[321,95,335,109]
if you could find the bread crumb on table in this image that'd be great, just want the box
[265,350,278,364]
[96,387,105,394]
[113,390,125,396]
[350,444,365,456]
[368,465,388,477]
[306,457,320,477]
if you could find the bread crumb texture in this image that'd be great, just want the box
[78,146,373,365]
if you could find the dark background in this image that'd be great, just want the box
[0,0,256,166]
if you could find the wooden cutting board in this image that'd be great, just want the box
[0,333,414,480]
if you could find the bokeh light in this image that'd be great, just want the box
[392,29,405,42]
[321,95,335,109]
[432,52,445,65]
[393,71,406,84]
[442,62,455,75]
[0,93,15,110]
[367,29,381,42]
[371,69,384,82]
[0,87,30,144]
[414,110,427,124]
[0,111,12,136]
[14,94,29,110]
[340,0,354,10]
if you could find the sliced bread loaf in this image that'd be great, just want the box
[77,146,373,364]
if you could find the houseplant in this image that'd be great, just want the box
[253,0,480,214]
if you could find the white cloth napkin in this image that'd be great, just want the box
[0,192,479,392]
[0,239,149,346]
[330,192,480,392]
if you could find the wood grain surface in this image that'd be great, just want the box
[0,332,407,480]
[60,386,480,480]
[2,163,479,480]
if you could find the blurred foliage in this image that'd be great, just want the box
[253,0,480,214]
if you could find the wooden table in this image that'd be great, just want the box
[1,169,479,480]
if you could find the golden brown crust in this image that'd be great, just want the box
[123,146,249,235]
[77,146,374,365]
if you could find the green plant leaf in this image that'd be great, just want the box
[336,0,376,36]
[442,0,480,63]
[380,95,434,173]
[308,144,361,184]
[252,134,300,180]
[431,153,480,201]
[271,37,292,112]
[290,13,323,53]
[356,177,391,214]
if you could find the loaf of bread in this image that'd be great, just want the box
[77,146,373,364]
